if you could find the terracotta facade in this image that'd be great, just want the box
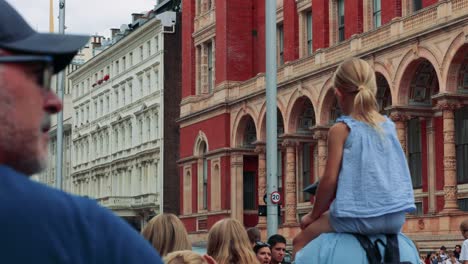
[179,0,468,251]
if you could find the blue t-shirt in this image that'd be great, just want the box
[0,165,163,264]
[295,233,420,264]
[330,115,416,218]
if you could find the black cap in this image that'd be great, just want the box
[303,181,319,195]
[0,0,89,73]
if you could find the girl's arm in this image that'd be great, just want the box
[302,123,349,226]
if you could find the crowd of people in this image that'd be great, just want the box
[419,220,468,264]
[140,215,291,264]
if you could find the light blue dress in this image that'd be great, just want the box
[329,115,416,234]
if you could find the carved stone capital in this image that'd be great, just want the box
[312,130,328,141]
[282,139,297,149]
[254,145,266,155]
[436,99,461,112]
[389,111,410,122]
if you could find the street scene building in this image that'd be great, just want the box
[179,0,468,251]
[37,35,105,189]
[68,7,181,230]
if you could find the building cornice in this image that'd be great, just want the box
[69,18,163,81]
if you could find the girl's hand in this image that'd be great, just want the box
[203,255,218,264]
[300,212,315,230]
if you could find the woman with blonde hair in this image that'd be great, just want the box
[164,250,218,264]
[207,218,259,264]
[141,213,192,257]
[293,57,416,253]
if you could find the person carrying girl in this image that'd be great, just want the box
[293,57,416,253]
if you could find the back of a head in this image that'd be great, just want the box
[141,213,192,257]
[267,234,286,248]
[460,219,468,232]
[164,251,208,264]
[207,218,259,264]
[247,227,261,245]
[333,57,381,129]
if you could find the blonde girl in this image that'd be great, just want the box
[164,251,218,264]
[207,218,259,264]
[141,213,192,257]
[293,58,415,253]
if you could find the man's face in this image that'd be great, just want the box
[271,242,286,263]
[0,56,62,175]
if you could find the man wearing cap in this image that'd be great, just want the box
[0,1,163,263]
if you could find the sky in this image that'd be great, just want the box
[7,0,158,38]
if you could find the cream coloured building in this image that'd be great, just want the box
[37,36,106,190]
[69,10,181,229]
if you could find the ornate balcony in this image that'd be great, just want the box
[97,193,159,210]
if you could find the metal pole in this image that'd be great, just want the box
[265,0,278,237]
[55,0,66,190]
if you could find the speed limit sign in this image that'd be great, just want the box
[271,191,281,204]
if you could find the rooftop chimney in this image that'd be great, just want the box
[131,13,144,23]
[110,28,120,39]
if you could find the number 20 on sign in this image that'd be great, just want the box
[271,191,281,204]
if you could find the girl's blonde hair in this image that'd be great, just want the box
[207,218,259,264]
[164,250,208,264]
[333,57,381,129]
[141,213,192,257]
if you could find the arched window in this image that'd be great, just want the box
[243,118,257,148]
[201,141,208,210]
[376,73,392,113]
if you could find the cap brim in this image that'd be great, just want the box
[303,182,319,195]
[0,32,89,73]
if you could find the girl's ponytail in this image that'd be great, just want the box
[333,58,382,130]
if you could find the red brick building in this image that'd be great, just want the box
[179,0,468,251]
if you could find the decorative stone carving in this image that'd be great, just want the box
[418,219,425,230]
[443,156,457,170]
[389,112,410,122]
[254,145,266,155]
[312,130,328,141]
[436,100,461,112]
[443,186,458,201]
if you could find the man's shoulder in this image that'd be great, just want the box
[0,165,121,235]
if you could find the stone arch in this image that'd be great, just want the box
[374,60,396,104]
[394,47,442,105]
[193,131,209,156]
[441,32,465,86]
[317,76,336,125]
[258,101,286,141]
[231,105,258,146]
[288,95,317,134]
[443,34,468,92]
[259,106,286,141]
[285,88,317,133]
[233,114,257,148]
[375,72,393,112]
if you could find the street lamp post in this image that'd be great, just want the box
[55,0,66,190]
[265,0,278,237]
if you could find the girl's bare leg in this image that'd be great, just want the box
[293,212,334,255]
